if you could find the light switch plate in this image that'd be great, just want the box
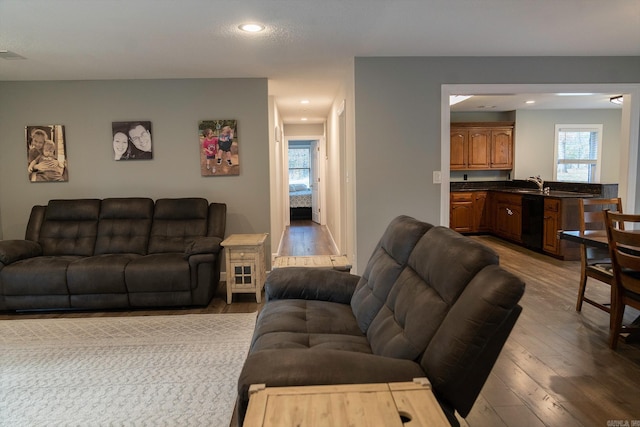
[433,171,442,184]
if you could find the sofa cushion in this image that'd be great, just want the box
[366,226,499,360]
[366,266,448,360]
[350,216,432,333]
[148,198,209,254]
[125,253,191,292]
[1,256,82,295]
[39,199,101,256]
[95,198,154,255]
[421,264,525,417]
[252,299,365,344]
[252,332,372,353]
[67,254,141,294]
[414,226,499,304]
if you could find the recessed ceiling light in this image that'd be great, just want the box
[300,100,310,104]
[525,100,535,104]
[301,118,308,121]
[238,23,265,33]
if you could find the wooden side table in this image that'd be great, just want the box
[221,233,268,304]
[243,378,450,427]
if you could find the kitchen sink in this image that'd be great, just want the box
[513,189,543,193]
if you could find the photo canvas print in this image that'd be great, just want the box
[199,120,239,176]
[25,125,68,182]
[112,121,153,160]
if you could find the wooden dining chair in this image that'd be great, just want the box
[576,198,623,313]
[604,210,640,349]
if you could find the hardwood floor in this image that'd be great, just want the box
[277,220,338,256]
[2,227,640,426]
[461,235,640,427]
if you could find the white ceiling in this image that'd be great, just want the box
[1,0,639,123]
[450,93,625,112]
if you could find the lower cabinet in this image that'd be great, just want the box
[542,197,581,260]
[542,198,560,255]
[474,191,490,232]
[450,192,474,233]
[494,193,522,242]
[451,191,582,260]
[450,191,489,233]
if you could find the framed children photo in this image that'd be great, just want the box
[111,121,153,160]
[25,125,68,182]
[198,119,239,176]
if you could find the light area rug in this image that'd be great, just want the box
[0,312,257,427]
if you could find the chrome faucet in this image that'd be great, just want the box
[527,175,544,191]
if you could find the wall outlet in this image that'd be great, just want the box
[433,171,441,184]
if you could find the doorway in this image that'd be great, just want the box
[440,83,640,225]
[286,138,324,225]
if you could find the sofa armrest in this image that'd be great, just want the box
[265,267,361,304]
[0,240,42,265]
[183,236,223,259]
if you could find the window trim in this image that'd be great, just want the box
[553,124,603,183]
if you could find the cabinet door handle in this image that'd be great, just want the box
[506,208,513,215]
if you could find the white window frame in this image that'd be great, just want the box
[288,146,311,187]
[553,124,603,183]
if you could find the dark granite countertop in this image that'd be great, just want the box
[450,180,617,198]
[491,188,593,198]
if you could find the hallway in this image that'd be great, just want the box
[278,220,338,257]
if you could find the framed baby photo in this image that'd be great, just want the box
[25,125,68,182]
[198,119,239,176]
[112,121,153,160]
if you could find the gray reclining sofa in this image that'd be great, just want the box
[0,197,226,311]
[237,215,525,426]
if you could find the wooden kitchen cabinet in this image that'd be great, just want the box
[490,128,513,169]
[450,123,514,170]
[450,130,467,169]
[542,198,560,254]
[542,197,581,260]
[450,191,490,233]
[468,129,491,169]
[494,193,522,242]
[474,191,490,232]
[450,192,474,232]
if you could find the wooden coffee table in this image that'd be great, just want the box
[243,378,449,427]
[272,255,351,272]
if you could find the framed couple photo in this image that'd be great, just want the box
[112,121,153,160]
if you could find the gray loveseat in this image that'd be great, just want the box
[237,215,525,425]
[0,197,226,312]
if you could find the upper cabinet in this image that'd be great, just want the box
[450,122,514,170]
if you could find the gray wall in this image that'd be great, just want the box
[284,123,324,137]
[354,56,640,271]
[514,109,622,183]
[0,78,271,256]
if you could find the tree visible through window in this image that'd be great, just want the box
[288,147,310,187]
[554,124,602,183]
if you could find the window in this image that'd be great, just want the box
[288,147,310,187]
[554,124,602,183]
